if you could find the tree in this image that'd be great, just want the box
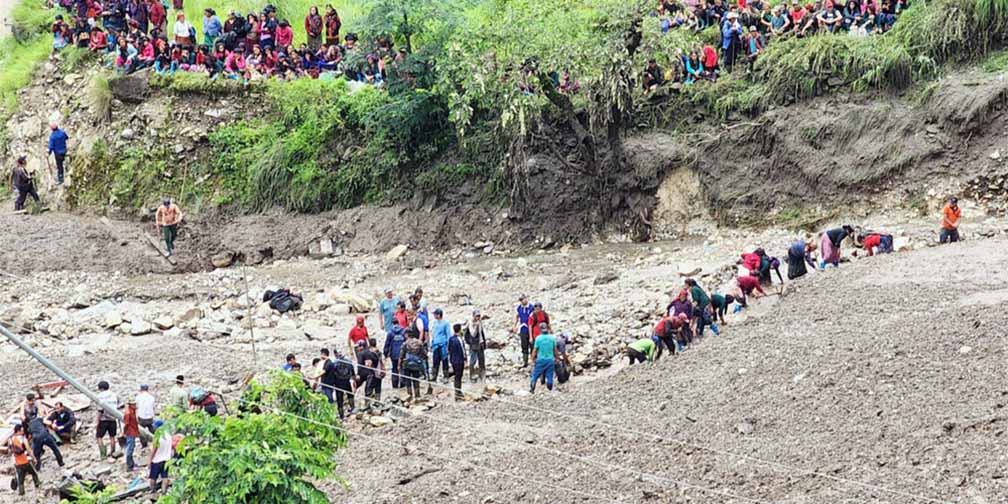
[157,371,347,504]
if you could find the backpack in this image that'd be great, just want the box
[403,352,425,373]
[333,358,354,381]
[556,360,571,384]
[265,288,303,313]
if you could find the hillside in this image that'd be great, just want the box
[1,0,1007,267]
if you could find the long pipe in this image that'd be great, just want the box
[0,322,151,440]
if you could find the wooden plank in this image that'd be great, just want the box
[145,233,177,265]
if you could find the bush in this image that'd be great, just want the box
[158,371,347,504]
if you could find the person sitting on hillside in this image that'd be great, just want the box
[642,58,665,93]
[52,15,71,50]
[701,44,719,80]
[88,26,109,51]
[744,26,763,69]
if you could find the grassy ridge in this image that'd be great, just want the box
[181,0,363,46]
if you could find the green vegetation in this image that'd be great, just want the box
[182,0,363,46]
[158,371,347,504]
[58,482,118,504]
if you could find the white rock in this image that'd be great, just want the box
[130,321,153,336]
[368,416,394,428]
[103,311,123,328]
[153,316,174,330]
[384,244,409,262]
[959,346,972,355]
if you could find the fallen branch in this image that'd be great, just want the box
[398,467,439,485]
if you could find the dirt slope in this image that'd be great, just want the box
[331,239,1008,504]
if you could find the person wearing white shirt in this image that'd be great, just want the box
[135,384,156,448]
[173,12,193,46]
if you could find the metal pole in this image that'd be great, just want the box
[0,322,152,440]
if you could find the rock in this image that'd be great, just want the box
[736,419,755,435]
[368,416,394,428]
[108,71,151,104]
[385,244,409,262]
[959,346,972,355]
[925,125,940,135]
[327,303,352,315]
[130,320,153,336]
[204,108,223,118]
[309,238,335,258]
[327,293,371,313]
[102,311,123,329]
[176,307,202,325]
[303,320,338,340]
[63,73,79,85]
[593,272,619,285]
[991,150,1002,161]
[153,316,174,330]
[211,251,235,269]
[120,128,135,140]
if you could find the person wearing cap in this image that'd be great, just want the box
[148,419,173,494]
[123,399,140,471]
[513,295,535,367]
[47,122,69,185]
[94,380,119,461]
[169,375,189,412]
[721,10,743,71]
[529,323,558,393]
[135,384,156,447]
[940,197,961,244]
[348,315,369,357]
[378,288,400,332]
[429,308,452,390]
[383,316,407,388]
[154,196,182,256]
[10,156,40,212]
[745,25,763,69]
[626,336,658,365]
[464,310,487,383]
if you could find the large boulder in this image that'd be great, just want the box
[109,71,151,104]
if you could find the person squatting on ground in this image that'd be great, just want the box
[654,312,689,358]
[529,323,558,393]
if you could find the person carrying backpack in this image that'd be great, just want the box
[399,330,426,402]
[355,340,381,410]
[383,319,407,388]
[8,424,41,497]
[327,350,356,419]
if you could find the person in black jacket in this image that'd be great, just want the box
[463,311,487,383]
[11,157,39,211]
[448,325,467,400]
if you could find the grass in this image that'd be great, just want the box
[150,71,250,95]
[982,50,1008,73]
[89,72,113,121]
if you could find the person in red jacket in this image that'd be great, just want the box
[348,315,369,356]
[123,400,140,471]
[529,302,551,343]
[653,313,689,358]
[735,274,766,308]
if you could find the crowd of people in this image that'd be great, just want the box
[48,0,403,84]
[642,0,912,88]
[3,195,965,497]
